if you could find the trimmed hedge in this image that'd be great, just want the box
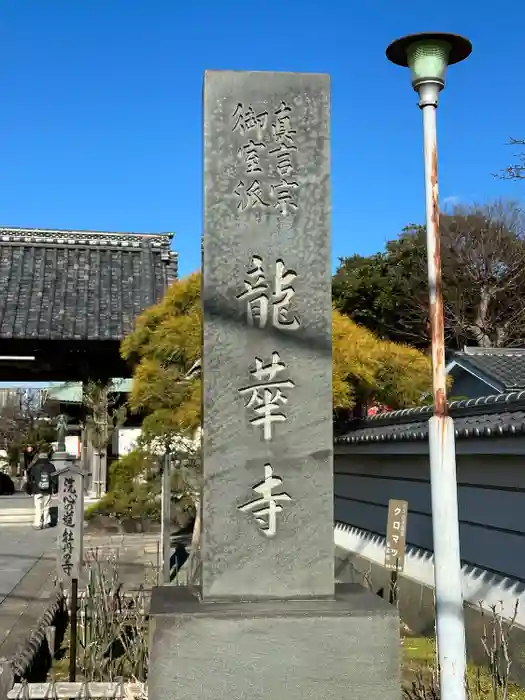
[85,450,195,529]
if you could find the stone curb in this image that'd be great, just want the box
[8,589,65,681]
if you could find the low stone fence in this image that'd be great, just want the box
[7,681,146,699]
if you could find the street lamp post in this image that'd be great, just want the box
[386,33,472,700]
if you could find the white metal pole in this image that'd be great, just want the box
[421,85,467,700]
[160,453,171,584]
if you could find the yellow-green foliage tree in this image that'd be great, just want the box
[121,272,202,444]
[332,310,432,410]
[122,271,432,439]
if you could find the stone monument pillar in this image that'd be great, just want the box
[149,70,400,700]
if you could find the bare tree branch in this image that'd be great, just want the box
[496,138,525,180]
[0,389,54,463]
[403,201,525,347]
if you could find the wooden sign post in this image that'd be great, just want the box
[56,459,84,682]
[385,499,408,604]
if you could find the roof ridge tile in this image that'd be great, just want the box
[0,227,174,249]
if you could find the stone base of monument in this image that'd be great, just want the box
[148,583,400,700]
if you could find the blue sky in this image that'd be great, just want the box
[0,0,523,281]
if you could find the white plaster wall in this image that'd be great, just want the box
[51,436,80,457]
[334,450,525,626]
[335,524,525,627]
[66,435,80,457]
[114,427,142,456]
[112,427,201,457]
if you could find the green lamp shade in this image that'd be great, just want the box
[407,40,451,87]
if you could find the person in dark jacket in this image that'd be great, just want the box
[27,451,58,529]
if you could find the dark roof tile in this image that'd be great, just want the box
[452,347,525,391]
[0,227,178,341]
[335,391,525,444]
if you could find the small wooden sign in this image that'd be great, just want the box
[57,464,84,582]
[385,499,408,571]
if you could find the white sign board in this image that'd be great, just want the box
[57,466,84,581]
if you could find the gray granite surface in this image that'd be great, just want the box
[149,584,400,700]
[202,70,333,599]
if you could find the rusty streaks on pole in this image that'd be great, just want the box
[435,411,448,459]
[429,142,447,417]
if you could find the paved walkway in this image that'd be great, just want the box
[0,493,58,657]
[0,494,57,605]
[0,493,184,662]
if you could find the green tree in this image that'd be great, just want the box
[333,200,525,349]
[332,232,428,349]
